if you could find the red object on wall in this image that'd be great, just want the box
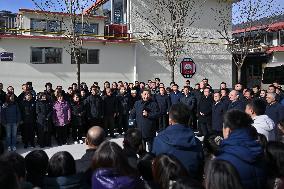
[180,58,196,78]
[104,24,129,40]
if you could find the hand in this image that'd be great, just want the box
[143,110,148,117]
[114,113,117,118]
[200,112,204,116]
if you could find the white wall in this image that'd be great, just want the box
[130,0,232,89]
[0,38,135,94]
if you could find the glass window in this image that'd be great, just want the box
[279,30,284,45]
[31,47,62,64]
[30,19,47,31]
[102,0,111,24]
[47,20,61,32]
[75,23,99,34]
[114,0,123,24]
[262,66,284,84]
[71,49,99,64]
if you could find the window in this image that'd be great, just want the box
[30,19,61,32]
[31,47,62,64]
[75,23,98,35]
[279,30,284,45]
[71,49,99,64]
[262,66,284,84]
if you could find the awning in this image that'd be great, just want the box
[267,46,284,53]
[267,22,284,32]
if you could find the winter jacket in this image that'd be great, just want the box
[198,95,214,123]
[92,168,143,189]
[102,95,118,116]
[2,103,21,124]
[221,95,230,110]
[227,100,245,111]
[152,124,204,179]
[43,174,83,189]
[170,91,183,105]
[0,90,6,105]
[217,128,267,189]
[131,99,159,138]
[212,101,226,132]
[265,102,284,125]
[52,100,71,126]
[154,94,171,115]
[117,94,130,115]
[253,115,276,141]
[36,100,53,130]
[179,94,196,112]
[20,100,36,124]
[85,95,104,119]
[70,101,86,126]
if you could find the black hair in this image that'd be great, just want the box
[171,177,204,189]
[25,150,49,176]
[223,110,253,130]
[244,89,254,96]
[169,103,190,125]
[92,141,137,177]
[1,152,26,179]
[48,151,76,177]
[0,160,19,189]
[124,128,142,150]
[152,154,189,189]
[266,141,284,177]
[203,134,222,157]
[155,78,160,82]
[205,159,243,189]
[257,133,268,151]
[268,85,276,90]
[93,82,98,85]
[172,84,179,87]
[220,82,226,85]
[137,153,155,181]
[0,141,4,156]
[253,85,260,90]
[247,99,267,116]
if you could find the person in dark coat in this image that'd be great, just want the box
[44,82,55,102]
[117,87,130,135]
[152,103,204,180]
[36,93,53,147]
[85,86,104,128]
[179,86,197,129]
[197,87,214,137]
[71,94,86,144]
[170,84,183,105]
[212,92,226,136]
[129,90,140,110]
[220,88,230,110]
[0,83,6,105]
[131,89,159,152]
[102,88,118,137]
[228,90,245,111]
[265,92,284,126]
[154,87,171,132]
[20,92,36,148]
[217,110,267,189]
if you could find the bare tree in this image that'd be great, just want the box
[213,0,283,82]
[132,0,206,82]
[31,0,97,86]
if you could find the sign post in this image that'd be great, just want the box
[180,58,196,78]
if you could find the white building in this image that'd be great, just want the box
[0,0,233,94]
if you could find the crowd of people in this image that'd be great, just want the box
[0,78,284,189]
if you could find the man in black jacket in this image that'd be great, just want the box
[154,87,171,132]
[179,86,197,129]
[0,83,6,105]
[103,88,118,137]
[197,87,213,137]
[131,89,159,152]
[117,87,130,135]
[228,90,245,111]
[85,86,104,128]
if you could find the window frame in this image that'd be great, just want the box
[30,47,63,64]
[71,48,100,64]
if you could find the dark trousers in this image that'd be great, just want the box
[72,124,83,141]
[38,126,51,147]
[158,114,168,131]
[104,115,115,136]
[23,122,35,146]
[142,137,154,152]
[198,121,212,137]
[118,114,128,134]
[189,113,197,130]
[56,126,67,145]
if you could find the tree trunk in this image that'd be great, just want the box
[75,51,80,87]
[171,64,175,83]
[237,66,242,83]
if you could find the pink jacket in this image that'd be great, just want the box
[52,100,71,126]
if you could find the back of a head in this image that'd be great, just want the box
[0,160,19,189]
[124,128,142,150]
[87,126,106,147]
[152,154,189,189]
[25,150,49,176]
[48,151,76,177]
[203,134,222,157]
[92,141,135,176]
[171,177,204,189]
[1,152,26,179]
[266,141,284,177]
[205,159,243,189]
[169,103,191,125]
[223,109,253,131]
[247,99,266,116]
